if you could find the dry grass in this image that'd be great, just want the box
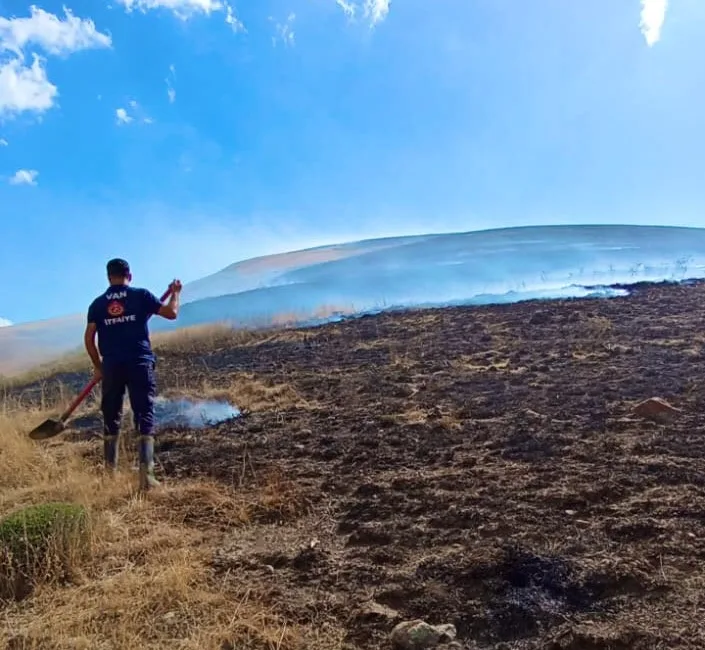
[162,372,314,413]
[0,386,308,649]
[0,321,309,390]
[1,543,300,650]
[0,299,360,388]
[0,351,89,389]
[152,323,274,354]
[379,407,462,431]
[450,354,513,373]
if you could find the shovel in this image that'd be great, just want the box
[29,378,101,440]
[28,287,173,441]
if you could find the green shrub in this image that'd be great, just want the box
[0,502,92,600]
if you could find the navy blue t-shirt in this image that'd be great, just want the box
[87,285,163,364]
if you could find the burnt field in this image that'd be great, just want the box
[14,280,705,649]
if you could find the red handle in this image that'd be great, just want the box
[61,285,174,421]
[60,377,101,421]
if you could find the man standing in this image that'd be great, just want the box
[84,258,182,491]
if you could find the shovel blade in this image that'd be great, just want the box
[28,418,66,440]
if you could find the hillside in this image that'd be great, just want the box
[3,223,705,376]
[2,280,705,649]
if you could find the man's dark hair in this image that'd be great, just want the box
[107,258,130,278]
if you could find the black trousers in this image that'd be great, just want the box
[101,360,157,437]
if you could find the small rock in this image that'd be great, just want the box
[390,619,457,650]
[632,397,682,423]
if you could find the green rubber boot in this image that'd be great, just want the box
[138,435,160,491]
[103,434,119,473]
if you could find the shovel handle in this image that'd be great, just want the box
[60,377,100,421]
[60,285,175,422]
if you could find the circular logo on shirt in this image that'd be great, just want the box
[107,301,125,317]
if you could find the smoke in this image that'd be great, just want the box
[154,397,240,428]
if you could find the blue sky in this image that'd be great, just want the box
[0,0,704,325]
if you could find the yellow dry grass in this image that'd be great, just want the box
[0,386,308,649]
[0,321,309,390]
[379,407,462,431]
[0,351,88,389]
[167,373,313,413]
[152,323,274,354]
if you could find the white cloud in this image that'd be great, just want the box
[0,55,57,118]
[0,317,12,327]
[335,0,389,25]
[0,7,110,119]
[640,0,668,46]
[364,0,390,25]
[0,138,7,146]
[118,0,223,15]
[166,64,176,103]
[0,5,111,57]
[116,101,153,125]
[9,169,38,185]
[336,0,356,19]
[116,107,132,124]
[117,0,244,29]
[272,13,295,47]
[225,5,245,32]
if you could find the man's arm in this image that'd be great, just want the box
[84,322,102,379]
[157,290,180,320]
[155,280,182,320]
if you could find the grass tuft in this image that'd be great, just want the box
[0,502,92,601]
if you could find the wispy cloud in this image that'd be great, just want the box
[117,0,245,30]
[0,6,110,119]
[117,0,223,16]
[365,0,390,26]
[116,100,153,125]
[0,317,12,328]
[116,107,132,124]
[166,64,176,103]
[225,5,245,32]
[336,0,356,19]
[335,0,390,26]
[9,169,38,186]
[0,138,7,146]
[640,0,668,47]
[0,6,111,56]
[271,13,296,47]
